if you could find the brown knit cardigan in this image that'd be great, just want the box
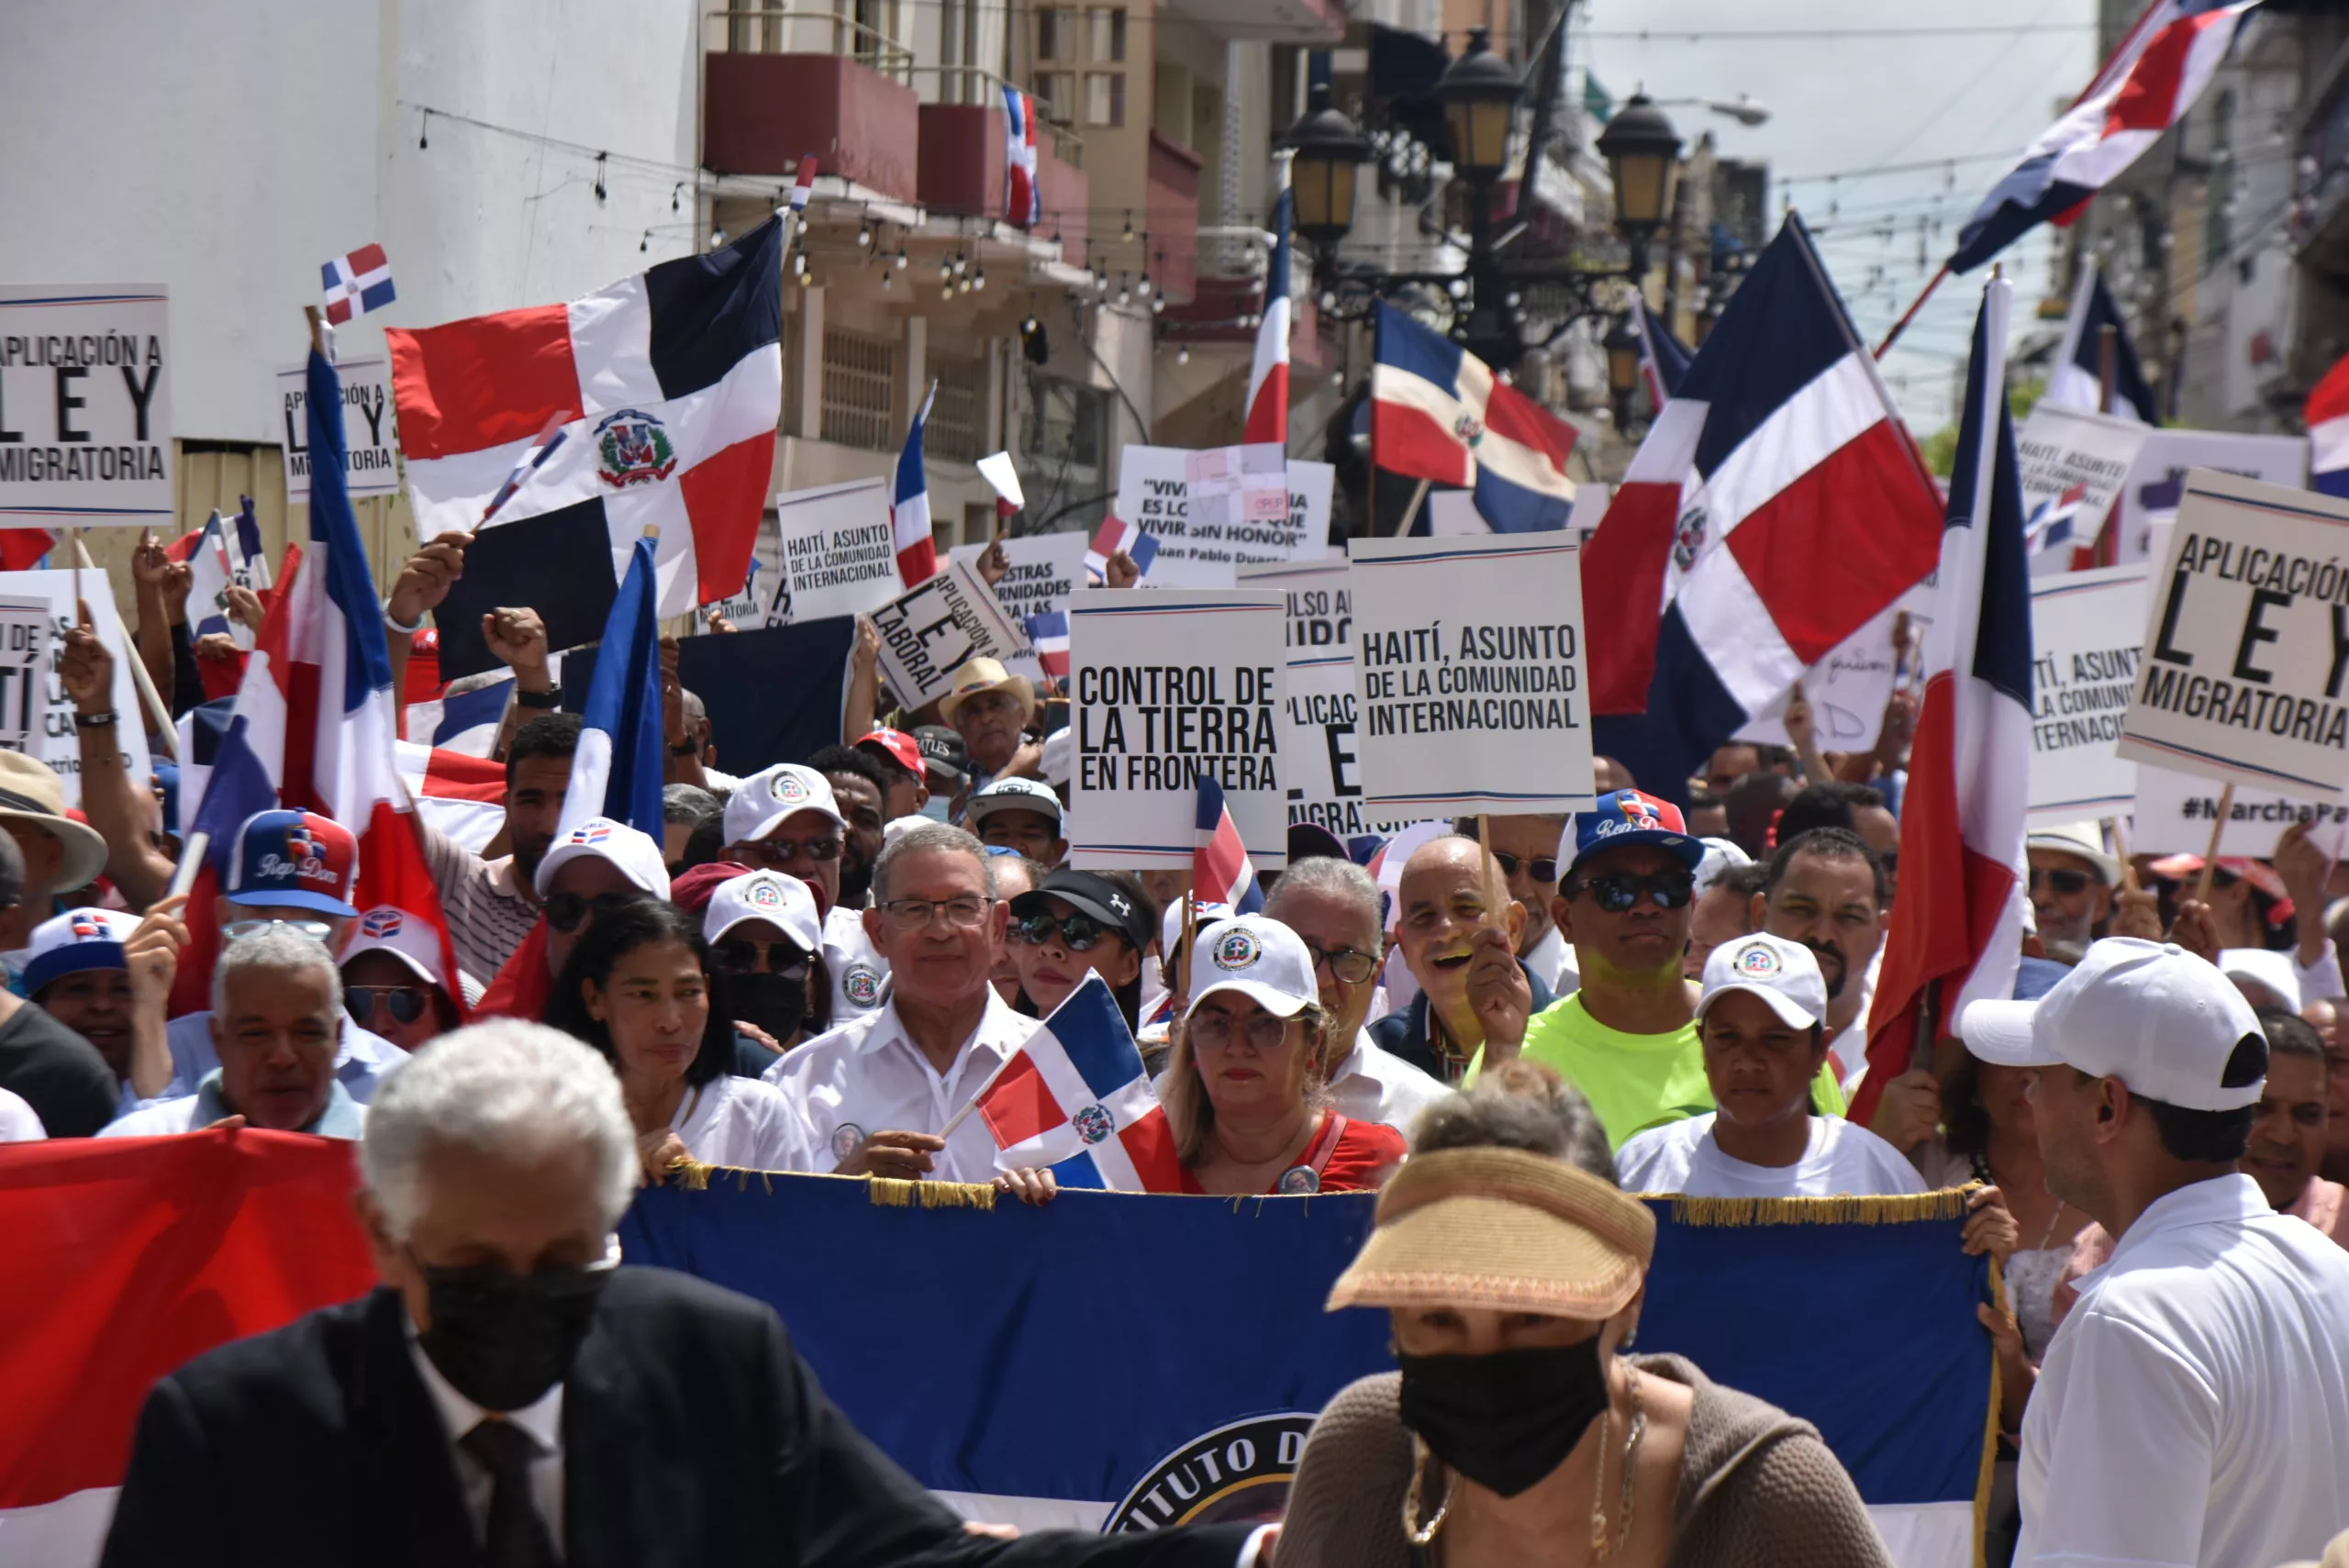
[1275,1355,1894,1568]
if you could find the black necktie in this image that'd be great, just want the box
[460,1418,558,1567]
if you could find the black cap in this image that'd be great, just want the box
[913,724,969,787]
[1287,821,1347,865]
[1009,869,1153,952]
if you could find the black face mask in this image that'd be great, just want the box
[415,1257,612,1412]
[718,971,809,1045]
[1395,1339,1612,1497]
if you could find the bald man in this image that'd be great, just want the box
[1365,837,1553,1085]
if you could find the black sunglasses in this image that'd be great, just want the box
[710,938,811,978]
[347,985,429,1027]
[1010,910,1119,951]
[1490,851,1560,885]
[1568,871,1694,913]
[544,890,642,933]
[2029,866,2093,896]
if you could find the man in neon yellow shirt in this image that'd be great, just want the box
[1470,789,1844,1147]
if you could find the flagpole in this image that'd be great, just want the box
[2193,783,2234,905]
[1875,263,1949,360]
[74,531,176,758]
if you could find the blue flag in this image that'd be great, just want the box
[556,535,663,838]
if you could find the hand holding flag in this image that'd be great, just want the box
[972,974,1186,1192]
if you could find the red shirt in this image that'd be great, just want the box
[1179,1113,1407,1195]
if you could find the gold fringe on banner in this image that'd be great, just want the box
[867,1176,998,1210]
[1666,1184,1980,1228]
[1975,1253,2008,1568]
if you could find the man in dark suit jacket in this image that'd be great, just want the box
[103,1021,1257,1568]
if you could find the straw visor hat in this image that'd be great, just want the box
[1328,1147,1656,1320]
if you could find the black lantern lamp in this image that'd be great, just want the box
[1596,93,1682,275]
[1280,83,1371,248]
[1434,28,1520,181]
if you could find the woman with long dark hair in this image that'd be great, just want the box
[1006,868,1155,1030]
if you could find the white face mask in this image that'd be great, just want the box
[919,795,952,824]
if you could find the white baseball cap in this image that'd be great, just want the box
[2026,822,2121,886]
[1186,914,1318,1021]
[533,817,674,901]
[1162,897,1233,957]
[702,870,821,952]
[22,906,137,996]
[1696,933,1827,1031]
[723,763,849,846]
[965,775,1064,826]
[1957,937,2266,1113]
[2218,948,2302,1012]
[339,906,450,990]
[1694,837,1753,895]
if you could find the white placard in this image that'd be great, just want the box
[0,598,49,751]
[773,478,905,625]
[698,511,781,628]
[947,530,1089,684]
[2115,469,2349,798]
[869,559,1030,712]
[1066,587,1286,868]
[1736,584,1932,753]
[0,569,152,804]
[2027,565,2146,825]
[1239,559,1413,839]
[0,286,173,521]
[2114,429,2307,563]
[275,356,399,501]
[1346,534,1595,816]
[1114,444,1334,587]
[2013,403,2149,520]
[2128,765,2349,857]
[1426,489,1487,536]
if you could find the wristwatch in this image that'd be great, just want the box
[515,686,562,709]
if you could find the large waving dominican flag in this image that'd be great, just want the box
[1243,189,1294,446]
[1950,0,2262,274]
[1196,776,1263,914]
[386,220,781,677]
[1581,216,1944,791]
[2308,351,2349,500]
[558,535,665,840]
[1003,87,1042,228]
[974,975,1185,1192]
[1371,303,1577,532]
[1853,276,2033,1124]
[894,383,940,587]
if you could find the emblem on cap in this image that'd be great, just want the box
[749,880,784,908]
[362,909,404,939]
[1211,929,1259,970]
[1735,941,1781,977]
[69,911,107,941]
[830,1123,865,1162]
[842,962,883,1008]
[772,771,810,804]
[1073,1104,1114,1144]
[573,823,611,844]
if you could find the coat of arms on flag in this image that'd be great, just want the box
[321,243,395,325]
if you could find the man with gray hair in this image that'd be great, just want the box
[100,926,362,1138]
[103,1019,1265,1566]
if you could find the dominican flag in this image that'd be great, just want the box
[1003,87,1042,228]
[1950,0,2262,273]
[1025,610,1070,678]
[1196,776,1263,914]
[787,152,818,213]
[321,242,396,325]
[1243,189,1294,445]
[404,673,515,758]
[2308,350,2349,500]
[386,219,782,679]
[894,383,940,587]
[1581,216,1943,794]
[1084,515,1158,580]
[395,739,509,853]
[558,536,665,840]
[2025,483,2088,555]
[2042,257,2158,423]
[0,529,55,571]
[1635,298,1692,407]
[975,975,1184,1192]
[184,498,273,650]
[1853,276,2032,1124]
[1371,302,1577,532]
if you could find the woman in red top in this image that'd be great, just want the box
[1163,914,1407,1195]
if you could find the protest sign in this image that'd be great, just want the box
[2115,469,2349,797]
[1736,583,1932,753]
[2027,566,2145,825]
[0,568,150,804]
[275,356,398,501]
[1346,534,1595,816]
[696,511,781,629]
[869,559,1029,712]
[2013,402,2148,519]
[2114,429,2307,563]
[947,530,1088,684]
[2130,764,2349,857]
[1114,444,1333,586]
[1066,588,1286,868]
[0,286,173,522]
[1239,560,1413,839]
[771,478,903,625]
[0,598,48,751]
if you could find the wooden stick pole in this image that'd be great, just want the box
[2097,325,2118,417]
[1475,812,1505,929]
[72,532,175,757]
[1179,889,1197,1015]
[2107,815,2141,895]
[1394,478,1431,538]
[2193,782,2235,905]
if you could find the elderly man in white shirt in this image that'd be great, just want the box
[1962,937,2349,1568]
[1260,856,1448,1136]
[767,822,1041,1184]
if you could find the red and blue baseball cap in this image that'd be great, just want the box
[225,809,361,917]
[1556,790,1704,883]
[24,906,137,996]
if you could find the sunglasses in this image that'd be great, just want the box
[1568,871,1694,913]
[739,835,842,869]
[346,984,431,1027]
[224,917,334,945]
[1010,910,1120,951]
[1490,851,1559,885]
[710,939,811,978]
[2029,866,2094,897]
[544,890,642,934]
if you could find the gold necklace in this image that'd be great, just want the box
[1591,1368,1646,1561]
[1402,1436,1451,1547]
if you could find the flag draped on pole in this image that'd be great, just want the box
[1854,276,2033,1124]
[1195,777,1263,914]
[974,975,1185,1192]
[1949,0,2263,274]
[1370,302,1578,532]
[1002,87,1042,228]
[558,535,665,840]
[2307,352,2349,499]
[1635,297,1692,407]
[1580,216,1944,794]
[787,152,818,213]
[893,383,940,587]
[183,498,273,650]
[2042,256,2159,422]
[1243,188,1294,445]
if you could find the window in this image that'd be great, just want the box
[1037,6,1072,59]
[1037,72,1076,120]
[1089,7,1125,63]
[1153,62,1191,146]
[928,356,988,464]
[1086,72,1124,128]
[820,328,896,451]
[1023,378,1107,472]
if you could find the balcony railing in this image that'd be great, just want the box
[706,7,913,84]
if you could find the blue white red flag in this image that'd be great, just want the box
[1950,0,2262,273]
[1002,88,1041,228]
[974,975,1184,1192]
[2042,257,2158,424]
[1854,275,2032,1123]
[2025,484,2088,556]
[1195,776,1263,914]
[1024,610,1070,678]
[1243,189,1293,445]
[321,242,395,325]
[1581,216,1943,794]
[480,410,571,528]
[787,152,818,212]
[184,497,273,650]
[2307,351,2349,500]
[1370,303,1577,532]
[894,382,940,587]
[1635,298,1692,408]
[1084,515,1158,580]
[558,536,665,840]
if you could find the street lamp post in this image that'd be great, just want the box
[1595,94,1683,283]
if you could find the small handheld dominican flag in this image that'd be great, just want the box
[1003,86,1042,229]
[1025,610,1070,678]
[321,243,396,326]
[2025,482,2087,556]
[975,975,1185,1191]
[1084,515,1158,580]
[1195,776,1264,914]
[894,383,940,587]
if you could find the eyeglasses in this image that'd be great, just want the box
[739,834,842,870]
[1490,851,1559,885]
[1187,1008,1294,1052]
[2029,866,2093,896]
[878,895,992,930]
[710,939,811,978]
[1010,910,1117,951]
[347,984,431,1027]
[225,917,333,945]
[1567,871,1694,914]
[1300,942,1379,984]
[544,890,642,933]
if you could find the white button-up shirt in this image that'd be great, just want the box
[408,1330,566,1555]
[1326,1029,1450,1136]
[765,988,1036,1184]
[2017,1173,2349,1568]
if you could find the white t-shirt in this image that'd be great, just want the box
[1615,1112,1927,1199]
[671,1073,814,1172]
[0,1086,44,1141]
